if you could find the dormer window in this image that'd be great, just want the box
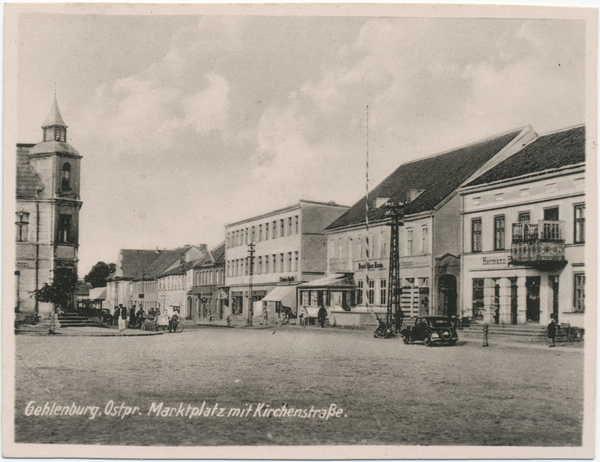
[62,163,72,191]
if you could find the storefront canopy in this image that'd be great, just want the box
[298,273,355,289]
[262,285,296,306]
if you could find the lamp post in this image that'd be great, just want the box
[247,242,255,327]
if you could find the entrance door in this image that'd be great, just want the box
[550,276,559,323]
[438,275,457,318]
[493,279,500,325]
[510,277,518,325]
[526,277,541,322]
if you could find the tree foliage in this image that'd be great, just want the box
[84,261,116,288]
[32,269,78,311]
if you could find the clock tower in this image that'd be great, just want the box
[16,97,83,317]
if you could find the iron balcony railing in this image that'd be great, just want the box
[512,220,565,242]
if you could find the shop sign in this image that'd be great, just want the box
[16,261,30,269]
[358,261,384,270]
[482,256,512,266]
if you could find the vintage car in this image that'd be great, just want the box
[400,316,458,346]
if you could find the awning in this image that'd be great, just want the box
[262,286,296,307]
[298,273,355,288]
[89,288,106,300]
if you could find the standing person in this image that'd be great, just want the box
[136,307,146,329]
[395,308,405,333]
[262,306,269,326]
[547,315,557,347]
[300,306,308,327]
[117,304,127,332]
[129,305,137,328]
[318,305,327,328]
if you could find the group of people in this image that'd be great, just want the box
[297,306,328,328]
[113,304,148,331]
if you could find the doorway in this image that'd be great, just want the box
[438,275,457,318]
[526,276,541,322]
[509,277,518,325]
[550,276,559,323]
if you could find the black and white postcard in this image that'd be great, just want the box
[3,2,597,459]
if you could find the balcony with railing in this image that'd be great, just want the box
[511,221,566,266]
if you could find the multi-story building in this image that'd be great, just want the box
[15,97,83,318]
[317,127,537,326]
[459,125,585,328]
[187,243,225,322]
[107,245,206,315]
[224,200,349,322]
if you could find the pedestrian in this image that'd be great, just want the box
[318,305,327,328]
[136,307,146,329]
[169,308,179,333]
[117,304,127,332]
[129,305,137,328]
[262,306,269,326]
[547,315,557,347]
[395,308,405,333]
[300,306,308,327]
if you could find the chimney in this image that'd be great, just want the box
[198,244,208,255]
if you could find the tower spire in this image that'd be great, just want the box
[42,96,67,142]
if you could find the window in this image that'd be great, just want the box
[544,207,559,222]
[265,255,270,274]
[258,256,262,275]
[272,221,277,239]
[368,234,375,259]
[310,291,318,306]
[265,223,269,240]
[294,251,299,272]
[471,219,482,252]
[574,204,585,243]
[574,273,585,311]
[272,254,277,273]
[16,212,29,242]
[367,280,375,304]
[280,253,284,273]
[518,212,530,222]
[356,280,364,305]
[301,291,309,306]
[251,226,255,243]
[338,239,343,259]
[61,163,71,191]
[380,279,387,305]
[57,214,72,244]
[54,127,65,142]
[473,278,484,318]
[288,252,292,272]
[421,226,428,254]
[494,215,505,250]
[259,225,263,241]
[295,215,299,234]
[280,219,284,237]
[406,228,413,255]
[357,237,363,260]
[288,217,293,236]
[380,233,387,258]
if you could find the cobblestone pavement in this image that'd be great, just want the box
[14,326,583,446]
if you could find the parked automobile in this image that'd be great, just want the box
[400,316,458,346]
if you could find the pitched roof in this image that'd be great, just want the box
[16,145,44,199]
[133,246,193,280]
[118,250,163,279]
[466,125,585,187]
[192,242,225,269]
[327,129,524,230]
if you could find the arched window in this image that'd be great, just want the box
[62,163,71,191]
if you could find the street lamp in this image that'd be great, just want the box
[383,200,404,337]
[247,242,255,327]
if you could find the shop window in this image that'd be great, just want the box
[471,218,482,252]
[367,280,375,304]
[574,204,585,243]
[472,278,484,318]
[301,291,309,306]
[61,163,72,191]
[310,291,318,306]
[494,215,505,250]
[16,212,29,242]
[574,273,585,312]
[357,280,364,305]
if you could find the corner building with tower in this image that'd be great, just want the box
[15,98,83,317]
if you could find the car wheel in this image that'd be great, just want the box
[401,333,411,344]
[424,334,433,347]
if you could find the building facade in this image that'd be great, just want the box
[460,125,585,328]
[224,200,349,322]
[15,98,83,318]
[321,127,538,325]
[187,243,226,322]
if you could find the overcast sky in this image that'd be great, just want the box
[14,8,588,276]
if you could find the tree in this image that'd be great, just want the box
[84,261,116,288]
[32,269,78,312]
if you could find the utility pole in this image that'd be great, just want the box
[384,201,404,335]
[247,242,255,327]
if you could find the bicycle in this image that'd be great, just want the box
[545,323,583,344]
